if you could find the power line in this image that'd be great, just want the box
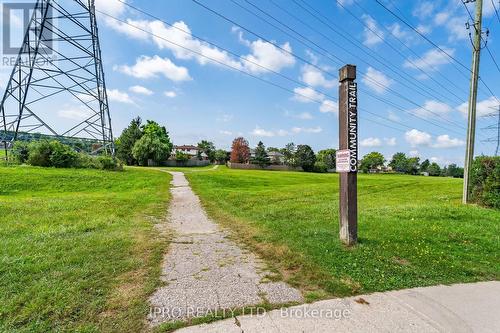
[493,0,500,23]
[377,0,471,73]
[249,0,464,107]
[98,4,452,137]
[350,0,470,100]
[190,0,471,135]
[461,0,500,74]
[379,0,500,104]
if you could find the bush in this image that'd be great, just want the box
[27,140,53,167]
[50,141,78,168]
[17,139,121,171]
[313,161,328,173]
[96,156,123,171]
[470,156,500,209]
[11,141,30,163]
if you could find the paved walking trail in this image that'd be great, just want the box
[148,172,302,326]
[176,281,500,332]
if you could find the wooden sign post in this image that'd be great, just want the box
[337,65,358,246]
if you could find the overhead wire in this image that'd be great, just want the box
[98,3,450,136]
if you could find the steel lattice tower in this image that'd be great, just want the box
[0,0,113,156]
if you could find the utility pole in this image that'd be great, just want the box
[463,0,483,204]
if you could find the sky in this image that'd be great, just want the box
[1,0,500,166]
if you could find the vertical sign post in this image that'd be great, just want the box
[337,65,358,246]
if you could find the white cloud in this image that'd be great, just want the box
[362,15,384,47]
[434,11,450,25]
[409,150,420,157]
[337,0,354,6]
[285,110,313,120]
[242,39,296,74]
[296,112,313,120]
[388,23,407,39]
[362,67,393,94]
[403,47,454,73]
[219,130,233,136]
[252,126,281,137]
[108,19,295,75]
[416,24,431,35]
[411,100,452,118]
[95,0,126,17]
[116,55,191,81]
[108,89,134,104]
[457,96,499,117]
[291,126,322,134]
[164,90,177,98]
[432,135,465,148]
[405,129,432,147]
[216,113,234,122]
[129,85,153,95]
[300,64,336,88]
[360,137,382,147]
[251,125,322,137]
[293,87,324,103]
[388,111,400,122]
[484,0,497,17]
[413,2,435,19]
[58,106,93,120]
[320,100,338,114]
[384,137,397,146]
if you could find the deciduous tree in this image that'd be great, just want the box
[295,145,316,172]
[428,162,441,176]
[389,152,408,173]
[132,120,173,166]
[230,137,250,163]
[197,140,216,162]
[317,149,336,170]
[360,151,385,173]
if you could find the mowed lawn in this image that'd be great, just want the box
[187,167,500,299]
[0,166,171,332]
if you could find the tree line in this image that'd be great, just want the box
[359,151,464,178]
[230,137,336,173]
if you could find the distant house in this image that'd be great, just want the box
[172,145,208,160]
[249,149,284,165]
[268,151,285,165]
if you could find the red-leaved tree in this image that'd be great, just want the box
[230,137,250,163]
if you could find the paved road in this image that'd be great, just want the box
[148,172,302,327]
[176,281,500,332]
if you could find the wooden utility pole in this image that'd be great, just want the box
[463,0,483,204]
[338,65,358,245]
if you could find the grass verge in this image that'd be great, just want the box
[0,166,171,332]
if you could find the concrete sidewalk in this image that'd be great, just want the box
[176,281,500,332]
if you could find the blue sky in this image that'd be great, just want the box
[2,0,500,165]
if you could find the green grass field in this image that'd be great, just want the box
[0,166,171,332]
[186,167,500,300]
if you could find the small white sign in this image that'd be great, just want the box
[336,149,350,173]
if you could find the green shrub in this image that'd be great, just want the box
[313,161,328,173]
[96,156,123,171]
[21,140,121,171]
[11,141,30,163]
[49,141,78,168]
[470,156,500,209]
[75,153,99,169]
[27,140,53,167]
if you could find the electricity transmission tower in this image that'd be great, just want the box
[0,0,113,158]
[482,106,500,156]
